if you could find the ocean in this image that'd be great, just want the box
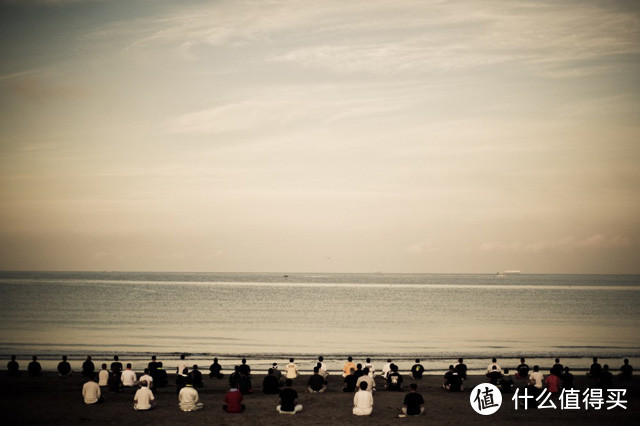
[1,272,639,374]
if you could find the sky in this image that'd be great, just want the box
[0,0,639,274]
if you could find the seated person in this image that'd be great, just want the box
[223,386,245,413]
[82,356,95,378]
[561,366,574,389]
[587,357,602,378]
[178,377,203,411]
[238,370,253,395]
[139,368,154,390]
[82,376,103,405]
[57,355,72,377]
[209,358,223,379]
[277,379,303,414]
[352,381,373,416]
[455,358,467,380]
[487,365,502,385]
[353,363,364,380]
[551,358,563,377]
[515,357,530,379]
[262,368,281,394]
[619,359,633,380]
[121,364,137,388]
[356,368,375,392]
[599,365,613,389]
[7,355,20,377]
[285,358,298,379]
[134,380,155,411]
[411,359,425,379]
[239,358,251,377]
[546,371,561,393]
[443,365,463,392]
[147,355,160,374]
[499,369,514,393]
[343,356,356,378]
[385,364,403,391]
[402,383,425,416]
[98,364,109,387]
[154,362,168,388]
[307,366,327,393]
[528,365,545,397]
[343,368,357,392]
[28,356,42,377]
[271,363,282,380]
[190,365,204,388]
[486,358,502,375]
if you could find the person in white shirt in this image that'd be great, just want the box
[285,358,298,379]
[486,358,503,375]
[353,381,373,415]
[139,368,154,390]
[134,380,155,411]
[528,365,545,389]
[82,376,103,404]
[364,358,375,377]
[356,368,375,392]
[318,356,329,375]
[178,377,204,412]
[381,359,393,379]
[177,354,188,376]
[121,364,137,387]
[98,363,109,387]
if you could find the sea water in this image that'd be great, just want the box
[1,272,639,373]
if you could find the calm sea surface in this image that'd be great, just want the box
[1,272,639,373]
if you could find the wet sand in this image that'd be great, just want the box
[1,371,638,425]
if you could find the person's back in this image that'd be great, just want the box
[223,387,244,413]
[121,364,137,387]
[344,368,357,392]
[278,380,302,414]
[210,359,223,379]
[190,366,203,388]
[134,382,155,410]
[343,357,356,377]
[98,364,109,386]
[285,359,298,379]
[364,358,375,377]
[529,366,544,389]
[562,367,574,389]
[499,369,514,393]
[57,356,72,377]
[551,358,563,377]
[386,365,403,391]
[356,369,375,392]
[546,373,561,393]
[176,354,188,376]
[488,366,502,385]
[154,363,168,388]
[111,357,123,374]
[353,381,373,416]
[516,358,530,379]
[238,373,252,395]
[178,381,203,412]
[307,367,327,393]
[620,359,633,380]
[411,360,424,379]
[599,365,613,389]
[263,369,280,394]
[239,358,251,376]
[82,378,102,404]
[7,356,20,377]
[455,359,467,380]
[148,356,160,375]
[82,356,95,377]
[402,384,424,416]
[28,356,41,377]
[588,358,602,378]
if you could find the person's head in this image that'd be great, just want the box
[593,357,598,363]
[289,358,294,363]
[319,356,324,362]
[449,365,454,371]
[140,380,148,388]
[101,363,107,369]
[234,365,240,372]
[415,359,420,364]
[86,355,92,360]
[392,364,398,372]
[314,366,319,374]
[492,358,497,363]
[10,355,15,361]
[458,358,463,363]
[180,354,186,360]
[350,367,355,374]
[624,359,629,365]
[62,355,67,361]
[357,363,362,370]
[126,363,132,369]
[564,366,570,373]
[359,381,368,391]
[144,368,150,374]
[214,357,218,363]
[242,358,247,364]
[410,383,418,392]
[285,379,293,387]
[387,358,392,363]
[158,362,163,368]
[504,369,510,374]
[366,358,371,363]
[114,355,119,361]
[555,358,560,363]
[533,365,539,372]
[32,355,38,361]
[193,365,199,370]
[348,356,353,362]
[603,364,609,371]
[363,367,370,375]
[268,368,274,375]
[520,357,525,363]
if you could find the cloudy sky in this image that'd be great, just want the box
[1,0,639,273]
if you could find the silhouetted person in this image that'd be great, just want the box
[619,359,633,380]
[385,364,403,391]
[57,355,72,377]
[551,358,563,377]
[28,356,42,377]
[516,357,529,379]
[443,365,463,392]
[239,358,251,376]
[343,368,357,392]
[487,365,502,385]
[82,356,95,378]
[599,364,613,389]
[154,362,168,388]
[7,355,20,377]
[190,365,204,388]
[209,357,223,379]
[562,366,574,389]
[455,358,467,380]
[499,369,514,393]
[307,366,327,393]
[148,355,160,375]
[263,368,281,394]
[411,359,425,379]
[402,383,425,416]
[277,379,302,414]
[588,357,602,378]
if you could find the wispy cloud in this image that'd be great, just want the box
[480,235,632,253]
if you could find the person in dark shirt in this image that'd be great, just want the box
[516,357,530,379]
[353,364,364,380]
[111,355,123,374]
[487,365,502,385]
[561,366,574,389]
[343,368,357,392]
[263,368,281,394]
[154,362,168,388]
[455,358,467,380]
[148,355,160,375]
[277,379,302,414]
[599,364,613,389]
[411,359,425,379]
[82,356,95,378]
[499,369,514,393]
[588,357,602,378]
[239,358,251,377]
[238,371,252,395]
[7,355,20,377]
[443,365,463,392]
[176,371,188,394]
[402,383,425,416]
[57,355,72,377]
[551,358,563,377]
[619,359,633,380]
[229,365,241,388]
[307,366,327,393]
[190,365,204,388]
[28,356,42,377]
[386,364,403,391]
[209,358,223,379]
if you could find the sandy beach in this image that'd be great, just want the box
[2,370,638,425]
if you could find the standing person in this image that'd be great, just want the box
[7,355,20,377]
[178,377,204,412]
[516,357,530,379]
[343,357,356,377]
[98,364,110,387]
[82,376,103,405]
[285,358,298,380]
[176,354,188,376]
[134,380,155,411]
[619,359,633,380]
[82,356,95,378]
[57,355,72,377]
[352,381,373,416]
[209,358,223,379]
[402,383,425,416]
[121,364,137,388]
[364,358,375,377]
[28,356,42,377]
[455,358,468,380]
[307,366,327,393]
[386,364,403,391]
[277,379,303,414]
[110,355,123,388]
[411,359,425,379]
[223,385,245,413]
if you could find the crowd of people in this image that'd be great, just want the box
[5,354,635,417]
